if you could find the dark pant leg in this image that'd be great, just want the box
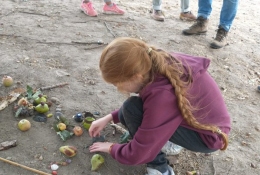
[118,96,169,173]
[169,126,217,153]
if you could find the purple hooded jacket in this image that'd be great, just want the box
[109,52,230,165]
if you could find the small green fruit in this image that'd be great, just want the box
[83,117,95,130]
[2,75,13,87]
[34,94,47,104]
[35,102,49,113]
[91,154,104,171]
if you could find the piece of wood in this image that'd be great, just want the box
[0,88,25,111]
[110,123,127,134]
[0,157,51,175]
[39,82,69,91]
[0,140,17,151]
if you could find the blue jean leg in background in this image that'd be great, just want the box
[197,0,239,31]
[197,0,212,19]
[219,0,239,31]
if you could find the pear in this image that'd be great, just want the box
[91,154,104,171]
[34,94,47,105]
[35,102,49,113]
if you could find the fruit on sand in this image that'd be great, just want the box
[91,154,105,171]
[59,146,77,157]
[18,119,31,131]
[17,98,28,106]
[35,102,49,113]
[57,123,66,131]
[83,117,95,130]
[34,94,47,105]
[2,75,13,87]
[73,126,83,136]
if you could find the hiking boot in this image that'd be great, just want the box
[182,16,208,35]
[210,27,228,49]
[145,165,175,175]
[161,141,183,156]
[180,11,196,21]
[81,1,98,17]
[151,9,165,21]
[103,3,125,15]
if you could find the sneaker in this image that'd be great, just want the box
[161,141,183,156]
[182,16,208,35]
[180,11,196,21]
[146,165,175,175]
[81,1,98,17]
[210,27,228,49]
[103,3,125,15]
[151,9,165,21]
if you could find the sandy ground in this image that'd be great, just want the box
[0,0,260,175]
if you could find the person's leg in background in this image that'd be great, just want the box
[151,0,165,21]
[81,0,98,17]
[179,0,196,21]
[210,0,239,49]
[81,0,124,17]
[103,0,125,15]
[182,0,211,35]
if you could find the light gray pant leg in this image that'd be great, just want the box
[153,0,162,10]
[181,0,190,12]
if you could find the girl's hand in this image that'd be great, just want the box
[89,114,113,137]
[89,142,114,154]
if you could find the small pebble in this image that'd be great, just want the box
[51,164,59,171]
[93,111,100,115]
[66,159,72,164]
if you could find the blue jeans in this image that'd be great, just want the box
[118,96,216,173]
[198,0,239,31]
[153,0,190,12]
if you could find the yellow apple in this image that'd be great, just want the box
[2,75,13,87]
[18,119,31,131]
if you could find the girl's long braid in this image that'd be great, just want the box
[149,50,228,150]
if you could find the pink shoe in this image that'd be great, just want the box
[103,3,125,15]
[81,1,98,17]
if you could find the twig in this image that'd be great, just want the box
[36,41,107,46]
[0,157,51,175]
[39,82,69,91]
[110,123,127,134]
[104,22,116,38]
[71,19,128,24]
[71,41,105,45]
[0,11,14,19]
[18,11,50,17]
[0,34,21,38]
[212,155,216,175]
